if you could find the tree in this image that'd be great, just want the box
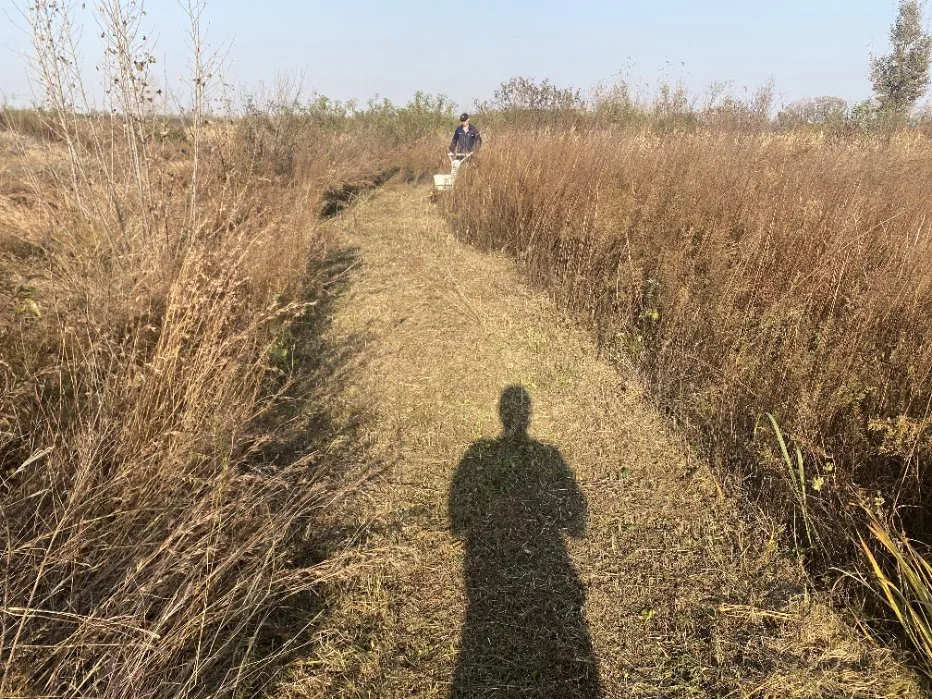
[777,97,849,129]
[487,77,583,113]
[870,0,932,118]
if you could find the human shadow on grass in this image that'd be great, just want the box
[449,386,602,698]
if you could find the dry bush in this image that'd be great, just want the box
[0,134,359,698]
[229,85,452,188]
[1,108,61,142]
[0,2,377,697]
[0,162,362,697]
[443,128,932,560]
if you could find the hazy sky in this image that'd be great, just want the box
[0,0,915,111]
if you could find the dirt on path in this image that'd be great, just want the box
[279,184,917,698]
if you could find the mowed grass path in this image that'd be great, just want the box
[279,184,916,698]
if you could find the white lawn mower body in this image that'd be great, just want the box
[434,152,472,191]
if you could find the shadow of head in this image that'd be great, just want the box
[499,385,531,438]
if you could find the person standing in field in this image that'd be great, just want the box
[448,112,482,162]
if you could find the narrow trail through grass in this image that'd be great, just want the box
[280,184,916,698]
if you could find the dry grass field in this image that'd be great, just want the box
[0,101,396,695]
[5,106,932,694]
[3,6,932,691]
[274,184,921,698]
[442,126,932,682]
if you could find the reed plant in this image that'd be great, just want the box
[444,127,932,559]
[859,508,932,678]
[0,2,375,696]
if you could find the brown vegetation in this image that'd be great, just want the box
[278,185,920,698]
[0,82,398,697]
[441,126,932,668]
[3,3,932,685]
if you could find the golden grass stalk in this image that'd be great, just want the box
[859,509,932,678]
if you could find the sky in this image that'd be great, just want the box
[0,0,916,112]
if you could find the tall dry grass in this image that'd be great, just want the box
[0,2,383,696]
[444,128,932,558]
[0,131,351,698]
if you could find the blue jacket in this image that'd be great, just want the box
[449,124,482,155]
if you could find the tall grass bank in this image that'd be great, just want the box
[445,129,932,562]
